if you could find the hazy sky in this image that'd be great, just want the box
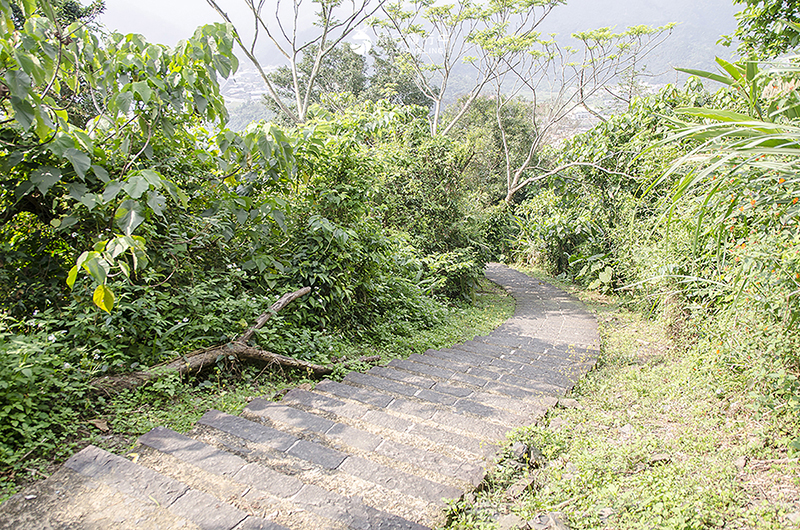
[100,1,229,46]
[99,0,740,71]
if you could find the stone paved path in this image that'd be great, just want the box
[0,264,600,530]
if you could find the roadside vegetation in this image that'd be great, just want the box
[445,269,800,529]
[1,1,799,526]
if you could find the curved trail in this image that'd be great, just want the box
[0,264,601,530]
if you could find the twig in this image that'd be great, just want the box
[25,467,49,479]
[551,493,584,510]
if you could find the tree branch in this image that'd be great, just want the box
[237,286,311,344]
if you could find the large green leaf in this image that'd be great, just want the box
[103,181,124,202]
[9,96,35,130]
[64,148,91,178]
[715,57,744,82]
[115,200,145,236]
[676,108,754,123]
[30,166,62,195]
[83,256,109,284]
[139,169,163,189]
[132,81,152,103]
[674,67,732,86]
[123,174,149,199]
[147,192,167,217]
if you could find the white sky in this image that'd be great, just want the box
[98,0,739,71]
[99,1,241,47]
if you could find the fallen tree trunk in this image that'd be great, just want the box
[90,286,380,395]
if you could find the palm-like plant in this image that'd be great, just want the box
[649,50,800,324]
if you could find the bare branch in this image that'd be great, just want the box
[205,0,301,123]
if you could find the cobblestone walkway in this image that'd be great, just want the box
[0,264,600,530]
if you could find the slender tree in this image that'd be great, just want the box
[373,0,563,136]
[205,0,388,123]
[481,25,674,202]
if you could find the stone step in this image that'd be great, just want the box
[343,370,536,427]
[382,350,563,408]
[455,338,599,368]
[243,399,484,487]
[365,364,555,419]
[138,424,431,529]
[313,379,510,441]
[280,388,497,460]
[1,444,288,530]
[190,414,448,527]
[0,450,204,530]
[421,346,583,390]
[475,331,600,355]
[444,344,591,383]
[403,352,565,399]
[196,410,462,502]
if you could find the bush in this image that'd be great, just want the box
[421,248,484,303]
[0,317,91,470]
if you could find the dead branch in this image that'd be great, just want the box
[238,286,312,344]
[90,287,330,395]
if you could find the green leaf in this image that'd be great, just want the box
[10,96,35,130]
[30,166,62,195]
[5,70,32,98]
[140,169,163,189]
[123,175,149,199]
[106,237,131,259]
[92,165,110,183]
[93,284,115,313]
[60,216,78,229]
[676,108,757,123]
[132,81,152,103]
[67,183,88,200]
[115,200,145,236]
[83,256,109,284]
[80,193,101,211]
[66,265,78,289]
[103,181,124,202]
[715,57,744,82]
[115,91,134,114]
[119,261,131,279]
[674,67,733,86]
[64,148,91,178]
[49,134,76,158]
[147,192,167,217]
[73,130,94,152]
[21,0,36,17]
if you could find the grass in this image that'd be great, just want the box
[444,267,800,530]
[0,277,515,503]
